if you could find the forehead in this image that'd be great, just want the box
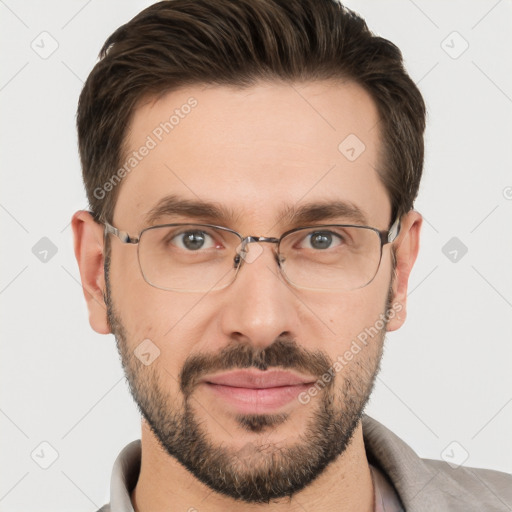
[114,80,390,233]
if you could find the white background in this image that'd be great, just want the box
[1,1,511,510]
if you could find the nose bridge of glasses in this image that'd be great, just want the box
[239,235,280,251]
[235,235,282,267]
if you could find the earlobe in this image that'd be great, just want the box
[386,210,422,332]
[71,210,111,335]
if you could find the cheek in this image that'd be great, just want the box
[108,250,217,368]
[306,283,390,359]
[108,247,182,344]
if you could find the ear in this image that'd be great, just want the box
[71,210,111,334]
[386,210,422,332]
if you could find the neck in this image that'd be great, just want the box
[131,419,374,512]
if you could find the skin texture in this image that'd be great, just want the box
[72,80,422,512]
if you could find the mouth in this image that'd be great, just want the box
[200,369,317,414]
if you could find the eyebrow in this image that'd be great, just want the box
[142,194,368,229]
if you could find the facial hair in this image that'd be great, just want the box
[104,258,391,504]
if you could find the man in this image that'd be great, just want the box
[71,1,512,511]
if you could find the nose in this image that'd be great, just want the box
[218,240,300,350]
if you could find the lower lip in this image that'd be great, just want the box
[202,382,312,414]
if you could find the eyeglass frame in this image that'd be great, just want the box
[100,215,401,292]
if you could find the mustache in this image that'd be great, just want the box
[180,337,334,397]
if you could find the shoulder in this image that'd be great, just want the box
[422,458,512,505]
[362,415,512,511]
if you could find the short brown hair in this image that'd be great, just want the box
[77,0,426,226]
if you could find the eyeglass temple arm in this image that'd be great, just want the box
[104,221,139,244]
[385,216,401,244]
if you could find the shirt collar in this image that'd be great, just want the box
[109,439,140,512]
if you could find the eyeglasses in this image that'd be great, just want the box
[103,217,401,293]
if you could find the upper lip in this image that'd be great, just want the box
[202,369,317,388]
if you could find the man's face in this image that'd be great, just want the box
[104,80,398,503]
